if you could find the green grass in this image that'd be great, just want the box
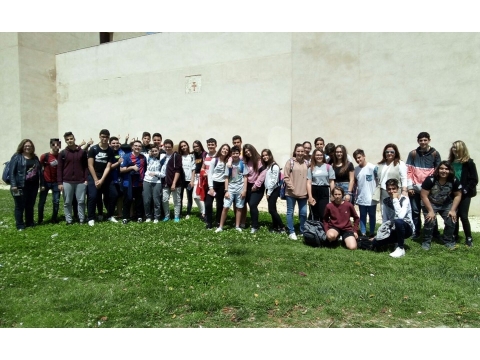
[0,189,479,328]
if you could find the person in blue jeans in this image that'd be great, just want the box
[284,143,309,240]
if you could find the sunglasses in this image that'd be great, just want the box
[385,150,395,154]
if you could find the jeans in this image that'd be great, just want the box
[410,191,439,237]
[267,186,284,229]
[373,219,413,249]
[422,202,455,247]
[63,182,86,223]
[455,194,472,239]
[123,186,144,220]
[286,196,307,235]
[245,182,265,229]
[107,182,123,218]
[143,181,162,220]
[358,204,377,235]
[87,175,110,221]
[38,182,60,223]
[12,181,39,230]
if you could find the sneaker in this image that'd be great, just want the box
[88,220,95,227]
[122,219,128,224]
[145,218,152,223]
[137,218,143,223]
[163,217,170,222]
[289,233,298,240]
[97,215,104,222]
[174,218,180,223]
[108,217,118,223]
[235,227,243,232]
[215,227,223,233]
[185,215,190,220]
[466,237,473,247]
[411,233,421,240]
[250,228,257,234]
[421,242,431,250]
[389,247,406,258]
[153,219,159,224]
[445,243,457,250]
[240,224,246,229]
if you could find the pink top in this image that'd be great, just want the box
[247,160,266,187]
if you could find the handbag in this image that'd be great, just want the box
[372,184,381,202]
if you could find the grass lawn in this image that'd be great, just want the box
[0,189,479,328]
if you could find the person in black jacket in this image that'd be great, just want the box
[449,140,478,247]
[9,139,44,230]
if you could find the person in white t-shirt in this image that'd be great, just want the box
[353,149,378,237]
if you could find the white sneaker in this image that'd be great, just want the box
[137,218,143,223]
[108,217,118,223]
[289,233,298,240]
[145,218,152,223]
[235,227,243,232]
[389,247,406,258]
[185,215,190,219]
[250,228,257,234]
[88,220,95,226]
[153,219,159,224]
[215,227,223,233]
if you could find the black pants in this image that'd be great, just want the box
[108,182,123,218]
[205,181,225,228]
[455,194,472,238]
[123,186,144,220]
[180,180,193,216]
[267,186,284,229]
[245,182,265,229]
[373,219,413,249]
[309,185,330,221]
[87,175,110,221]
[12,181,39,230]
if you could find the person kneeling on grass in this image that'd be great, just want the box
[216,146,249,233]
[370,178,415,258]
[323,186,359,250]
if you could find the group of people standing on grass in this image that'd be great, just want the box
[7,130,478,257]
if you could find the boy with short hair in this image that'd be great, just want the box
[38,138,62,224]
[353,149,378,237]
[160,139,183,222]
[215,146,248,232]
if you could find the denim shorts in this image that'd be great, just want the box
[223,192,245,209]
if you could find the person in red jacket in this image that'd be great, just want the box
[323,186,360,250]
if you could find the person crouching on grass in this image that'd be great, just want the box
[370,178,415,258]
[323,186,360,250]
[215,146,248,233]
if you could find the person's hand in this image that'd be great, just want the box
[58,184,64,192]
[95,179,102,188]
[11,186,18,194]
[87,138,94,145]
[189,180,194,188]
[148,172,156,177]
[308,197,316,205]
[241,190,246,199]
[408,189,415,196]
[132,165,139,172]
[392,192,400,199]
[425,211,436,222]
[171,185,176,191]
[354,232,359,240]
[252,185,258,192]
[345,194,351,201]
[79,140,86,147]
[266,195,270,200]
[448,210,457,223]
[224,191,230,199]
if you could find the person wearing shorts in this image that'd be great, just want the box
[215,146,248,233]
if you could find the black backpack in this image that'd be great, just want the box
[357,235,374,250]
[303,219,326,247]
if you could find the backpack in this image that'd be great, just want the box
[357,235,374,250]
[303,220,326,247]
[2,161,11,185]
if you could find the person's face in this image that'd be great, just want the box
[220,146,229,157]
[150,147,159,158]
[386,185,399,197]
[180,142,189,154]
[231,151,240,162]
[110,140,120,151]
[303,143,312,154]
[50,141,61,154]
[164,143,173,155]
[314,151,324,163]
[335,147,343,160]
[385,147,395,161]
[23,142,33,154]
[315,140,324,151]
[451,144,458,157]
[153,136,162,147]
[233,139,242,148]
[132,142,142,155]
[207,142,216,153]
[99,133,110,145]
[261,152,270,162]
[193,143,201,153]
[65,135,75,147]
[355,154,366,166]
[417,137,430,150]
[438,165,449,178]
[244,148,252,158]
[142,136,151,145]
[333,189,343,203]
[295,146,305,160]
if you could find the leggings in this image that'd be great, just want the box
[245,182,265,229]
[205,181,225,228]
